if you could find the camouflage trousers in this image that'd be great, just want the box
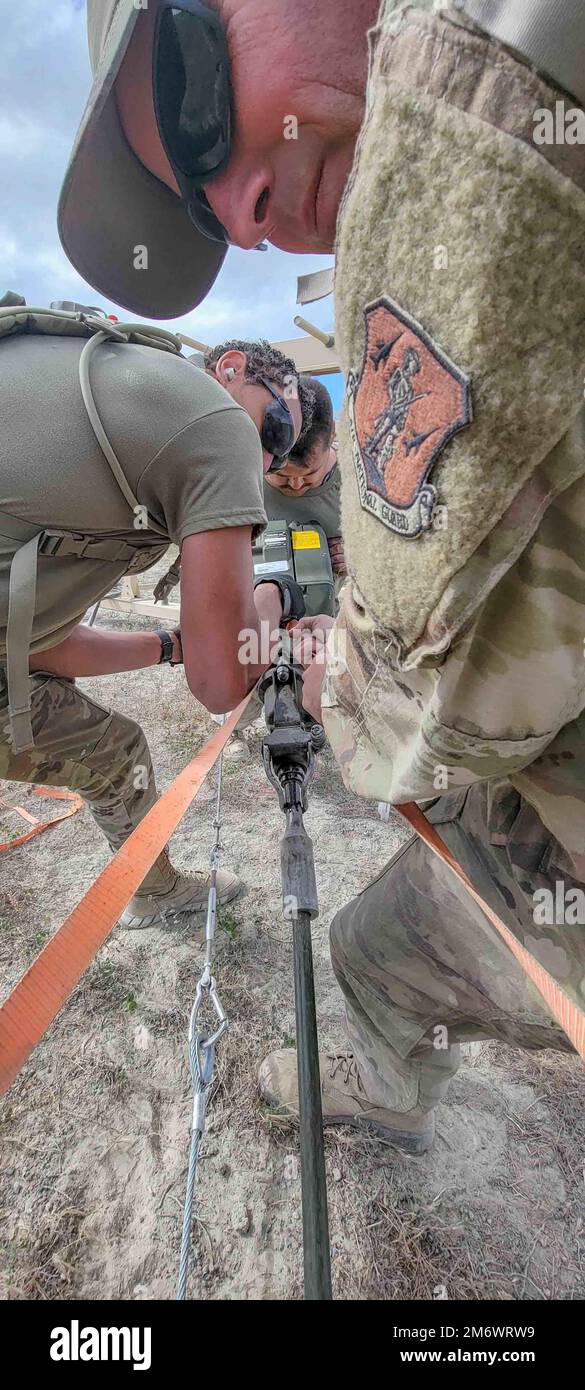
[330,783,579,1115]
[0,668,167,893]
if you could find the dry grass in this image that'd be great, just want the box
[325,1151,516,1301]
[1,605,583,1301]
[0,1187,93,1300]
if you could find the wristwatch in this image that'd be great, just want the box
[157,631,175,665]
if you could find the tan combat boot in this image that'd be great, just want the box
[258,1048,435,1155]
[119,848,241,929]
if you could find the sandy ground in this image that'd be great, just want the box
[1,592,584,1302]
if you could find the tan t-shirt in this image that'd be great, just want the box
[0,335,266,656]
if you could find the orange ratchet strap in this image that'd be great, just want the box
[0,786,83,852]
[0,699,250,1096]
[399,801,585,1062]
[1,711,582,1095]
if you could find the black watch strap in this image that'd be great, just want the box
[158,631,174,664]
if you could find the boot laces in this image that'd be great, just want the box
[327,1051,364,1093]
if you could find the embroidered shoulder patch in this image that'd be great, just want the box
[347,297,472,537]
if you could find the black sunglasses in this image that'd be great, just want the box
[259,378,298,470]
[152,1,233,244]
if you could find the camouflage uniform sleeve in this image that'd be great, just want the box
[322,463,585,807]
[325,2,585,847]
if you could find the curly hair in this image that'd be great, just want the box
[290,377,334,465]
[204,338,297,391]
[204,339,320,445]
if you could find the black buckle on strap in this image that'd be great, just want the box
[38,531,81,557]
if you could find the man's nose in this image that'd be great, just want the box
[288,477,305,491]
[204,166,274,250]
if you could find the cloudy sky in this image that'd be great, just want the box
[1,0,336,351]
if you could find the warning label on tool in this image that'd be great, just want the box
[292,531,320,550]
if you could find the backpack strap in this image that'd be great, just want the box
[0,516,162,753]
[0,309,184,750]
[0,306,182,535]
[77,318,178,538]
[153,555,182,604]
[0,304,183,355]
[78,328,165,531]
[37,531,150,566]
[5,534,41,752]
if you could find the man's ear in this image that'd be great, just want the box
[216,349,248,388]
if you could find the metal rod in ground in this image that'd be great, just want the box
[292,910,332,1300]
